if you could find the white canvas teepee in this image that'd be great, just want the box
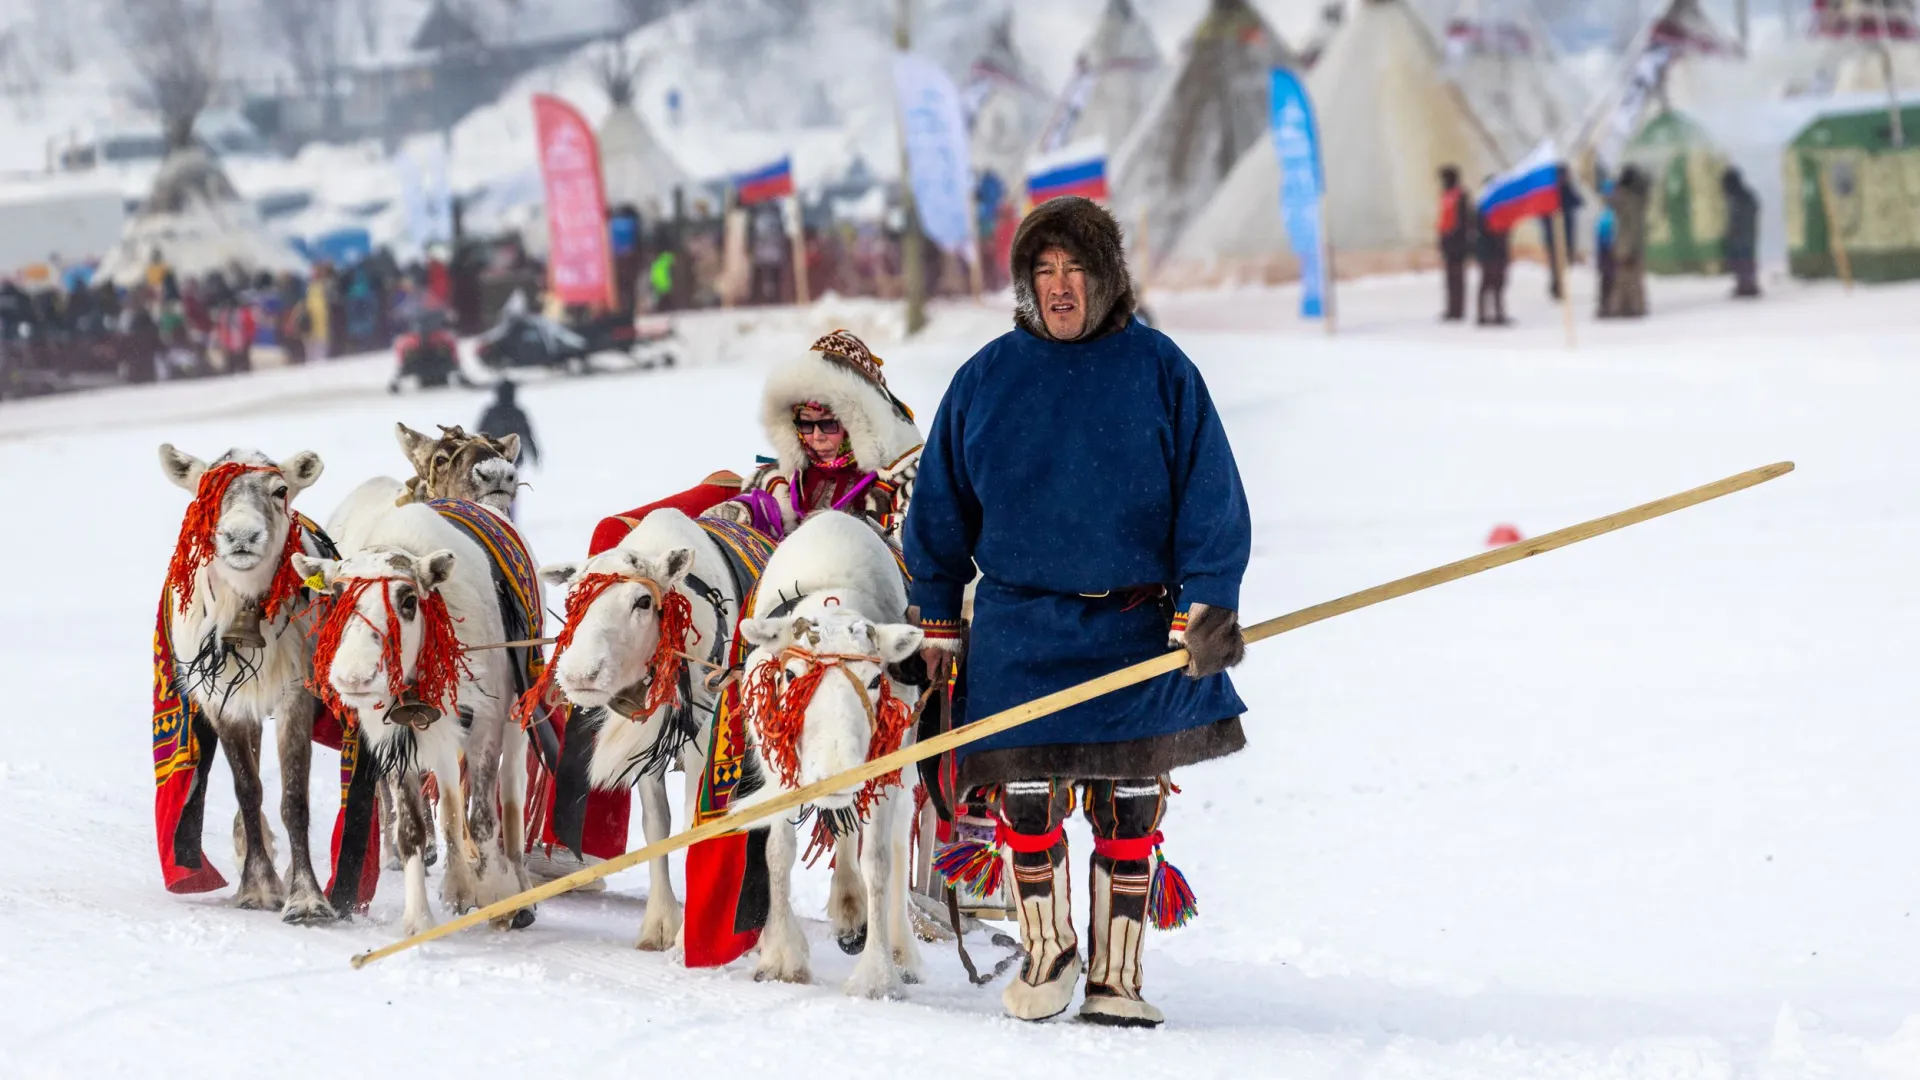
[1109,0,1296,265]
[95,150,307,287]
[1166,0,1505,284]
[1035,0,1165,158]
[600,104,692,217]
[968,13,1053,192]
[1443,0,1587,164]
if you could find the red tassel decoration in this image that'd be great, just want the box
[932,839,1003,897]
[1146,845,1198,930]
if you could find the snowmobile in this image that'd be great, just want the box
[388,309,472,393]
[474,291,677,375]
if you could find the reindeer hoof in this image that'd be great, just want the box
[281,896,339,926]
[836,923,868,956]
[753,966,811,985]
[510,908,536,930]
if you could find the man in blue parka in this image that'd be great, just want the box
[904,196,1251,1028]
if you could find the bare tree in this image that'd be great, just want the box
[111,0,219,152]
[256,0,344,91]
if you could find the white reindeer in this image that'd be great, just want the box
[157,445,338,923]
[535,509,751,952]
[294,489,532,936]
[735,511,926,998]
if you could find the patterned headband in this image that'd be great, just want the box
[811,328,888,389]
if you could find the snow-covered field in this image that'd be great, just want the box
[3,269,1917,1078]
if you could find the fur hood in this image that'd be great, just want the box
[760,332,923,475]
[1010,196,1136,342]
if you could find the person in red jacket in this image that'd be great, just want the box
[218,302,256,373]
[1437,166,1475,322]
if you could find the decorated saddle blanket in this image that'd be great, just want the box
[152,514,382,913]
[426,498,557,769]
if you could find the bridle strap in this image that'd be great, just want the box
[775,647,887,732]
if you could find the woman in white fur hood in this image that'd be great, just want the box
[709,329,923,541]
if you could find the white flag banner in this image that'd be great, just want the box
[398,141,455,253]
[1599,43,1672,167]
[892,51,976,256]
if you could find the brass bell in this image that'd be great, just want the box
[608,683,649,720]
[223,602,267,650]
[385,691,441,732]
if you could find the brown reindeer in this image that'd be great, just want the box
[394,423,522,515]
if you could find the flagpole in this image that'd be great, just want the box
[1551,207,1575,349]
[789,194,811,308]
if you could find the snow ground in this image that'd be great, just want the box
[2,268,1918,1078]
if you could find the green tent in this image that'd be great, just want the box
[1621,109,1731,275]
[1785,103,1920,283]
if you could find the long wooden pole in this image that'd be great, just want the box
[351,461,1794,970]
[789,196,811,307]
[1552,208,1576,349]
[1815,158,1854,291]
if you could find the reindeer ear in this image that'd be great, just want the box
[740,618,787,650]
[395,424,435,473]
[282,451,324,495]
[496,433,522,464]
[661,547,696,585]
[158,444,208,491]
[873,624,925,663]
[420,550,457,592]
[290,554,338,589]
[538,561,581,586]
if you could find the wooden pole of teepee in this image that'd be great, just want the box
[789,196,811,308]
[349,461,1794,971]
[1815,158,1855,291]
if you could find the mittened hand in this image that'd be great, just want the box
[705,499,752,526]
[1182,604,1246,678]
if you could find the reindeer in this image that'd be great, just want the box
[156,445,338,922]
[394,423,520,515]
[533,509,765,952]
[296,491,532,935]
[733,510,926,998]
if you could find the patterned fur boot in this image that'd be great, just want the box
[1080,779,1167,1028]
[999,779,1081,1021]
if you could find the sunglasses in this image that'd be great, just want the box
[793,418,844,435]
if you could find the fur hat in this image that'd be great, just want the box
[1010,196,1136,343]
[760,329,923,474]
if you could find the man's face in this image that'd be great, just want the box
[1032,246,1088,341]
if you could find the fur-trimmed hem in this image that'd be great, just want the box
[959,717,1245,788]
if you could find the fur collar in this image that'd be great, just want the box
[761,349,923,475]
[1011,196,1136,343]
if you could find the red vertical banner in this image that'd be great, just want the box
[532,94,617,310]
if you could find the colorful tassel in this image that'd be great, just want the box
[932,838,1003,898]
[1146,847,1198,930]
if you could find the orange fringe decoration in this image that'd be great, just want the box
[310,576,471,727]
[512,572,697,729]
[164,461,306,619]
[741,649,915,818]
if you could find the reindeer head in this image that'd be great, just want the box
[293,549,465,726]
[159,444,323,600]
[740,602,922,811]
[396,423,520,513]
[536,546,696,714]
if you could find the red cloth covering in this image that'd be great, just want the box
[540,475,744,861]
[153,589,379,908]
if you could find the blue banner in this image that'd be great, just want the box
[1270,68,1326,320]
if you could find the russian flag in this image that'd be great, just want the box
[1027,154,1108,206]
[735,157,794,205]
[1478,143,1562,233]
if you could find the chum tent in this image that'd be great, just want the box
[1165,0,1505,285]
[94,149,307,287]
[1785,99,1920,281]
[1109,0,1296,266]
[600,102,693,218]
[1442,0,1588,164]
[1620,108,1733,275]
[967,13,1053,197]
[1033,0,1165,160]
[1574,0,1742,169]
